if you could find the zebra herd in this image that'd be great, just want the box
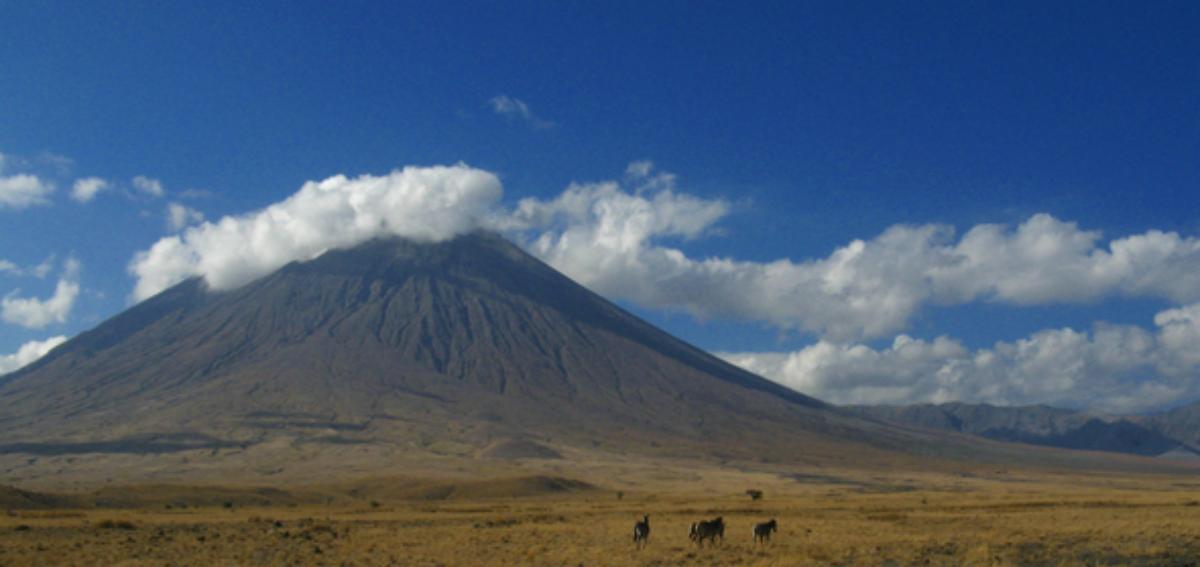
[632,515,778,548]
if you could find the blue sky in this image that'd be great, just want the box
[2,2,1198,412]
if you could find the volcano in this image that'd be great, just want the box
[0,233,1137,485]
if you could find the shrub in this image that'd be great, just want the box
[96,519,136,530]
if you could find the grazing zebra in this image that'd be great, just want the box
[752,519,777,544]
[633,515,650,549]
[691,516,725,546]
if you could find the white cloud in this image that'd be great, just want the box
[0,335,68,375]
[0,256,54,278]
[0,174,54,210]
[488,95,554,129]
[505,175,743,324]
[128,162,1200,345]
[132,175,165,198]
[176,188,214,200]
[37,152,74,174]
[488,95,530,119]
[511,187,1200,340]
[1152,303,1200,377]
[625,160,654,178]
[29,256,54,279]
[166,202,204,231]
[129,164,502,301]
[522,213,947,340]
[71,177,110,203]
[500,165,959,340]
[720,302,1200,413]
[929,216,1200,305]
[1,259,81,328]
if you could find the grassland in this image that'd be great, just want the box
[5,466,1200,566]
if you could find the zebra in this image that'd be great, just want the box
[691,516,724,546]
[752,519,777,544]
[633,515,650,549]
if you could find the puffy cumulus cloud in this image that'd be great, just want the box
[71,177,110,203]
[488,95,554,129]
[506,174,959,339]
[0,174,55,210]
[1153,304,1200,376]
[513,193,1200,340]
[722,336,971,407]
[509,179,789,322]
[132,175,165,198]
[931,215,1200,305]
[1,259,81,329]
[128,161,1200,342]
[129,160,741,305]
[166,202,204,231]
[129,164,502,301]
[0,335,68,375]
[721,303,1200,413]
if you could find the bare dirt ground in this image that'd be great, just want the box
[5,467,1200,566]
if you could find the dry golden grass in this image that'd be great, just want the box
[4,468,1200,566]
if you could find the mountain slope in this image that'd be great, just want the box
[1135,403,1200,450]
[2,233,953,484]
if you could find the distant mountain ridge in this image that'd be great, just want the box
[850,402,1200,458]
[1131,403,1200,454]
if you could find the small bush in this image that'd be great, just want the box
[746,489,764,501]
[370,500,381,509]
[96,519,136,530]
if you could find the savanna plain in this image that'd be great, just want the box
[5,466,1200,566]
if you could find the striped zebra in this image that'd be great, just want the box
[632,515,650,549]
[752,519,777,544]
[691,516,724,546]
